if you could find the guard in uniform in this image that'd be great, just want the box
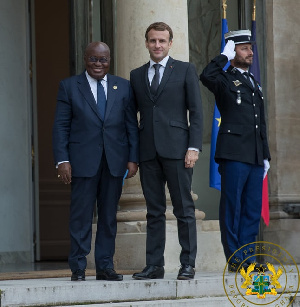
[200,30,271,271]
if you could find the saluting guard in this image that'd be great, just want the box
[200,30,271,272]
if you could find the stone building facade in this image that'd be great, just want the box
[0,0,299,268]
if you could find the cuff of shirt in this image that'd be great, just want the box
[188,147,199,152]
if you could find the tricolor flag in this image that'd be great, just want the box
[209,18,230,190]
[249,19,270,226]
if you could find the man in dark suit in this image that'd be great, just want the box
[52,42,139,281]
[130,22,203,280]
[200,30,271,272]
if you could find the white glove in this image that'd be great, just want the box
[263,159,270,179]
[221,40,236,60]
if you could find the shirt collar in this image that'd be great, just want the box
[236,67,250,75]
[85,70,107,82]
[149,56,169,69]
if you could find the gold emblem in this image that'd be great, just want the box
[240,263,256,288]
[113,85,117,90]
[233,80,242,87]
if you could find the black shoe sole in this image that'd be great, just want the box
[132,274,164,280]
[177,275,194,280]
[71,277,85,281]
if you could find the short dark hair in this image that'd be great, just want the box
[145,22,173,41]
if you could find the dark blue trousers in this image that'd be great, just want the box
[68,155,123,273]
[218,160,264,264]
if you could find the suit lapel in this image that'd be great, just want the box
[156,57,175,97]
[143,62,153,101]
[77,72,102,121]
[241,72,254,90]
[249,72,259,91]
[105,74,117,120]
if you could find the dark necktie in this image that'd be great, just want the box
[243,72,254,88]
[97,79,106,119]
[150,64,161,95]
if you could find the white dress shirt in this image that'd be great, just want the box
[85,70,108,101]
[148,56,169,85]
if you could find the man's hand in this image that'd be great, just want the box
[263,159,270,179]
[185,150,199,168]
[57,162,72,184]
[125,162,138,178]
[221,40,236,60]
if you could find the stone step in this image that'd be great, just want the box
[0,272,299,307]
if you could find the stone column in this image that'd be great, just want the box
[263,0,300,262]
[87,0,224,273]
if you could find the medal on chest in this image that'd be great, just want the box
[236,90,241,105]
[233,80,242,105]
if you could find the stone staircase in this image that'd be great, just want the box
[0,271,299,307]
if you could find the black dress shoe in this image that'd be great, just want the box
[132,265,164,280]
[71,269,85,281]
[96,268,123,281]
[177,264,195,280]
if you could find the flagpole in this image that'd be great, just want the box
[222,0,227,19]
[251,0,266,264]
[209,0,228,190]
[252,0,256,21]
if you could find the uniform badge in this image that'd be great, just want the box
[113,85,117,90]
[233,80,242,87]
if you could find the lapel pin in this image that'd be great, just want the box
[113,85,117,90]
[233,80,242,87]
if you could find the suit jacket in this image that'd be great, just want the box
[200,54,271,166]
[130,57,203,162]
[52,72,139,177]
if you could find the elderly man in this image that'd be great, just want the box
[53,42,139,281]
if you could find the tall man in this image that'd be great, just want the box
[130,22,203,280]
[52,42,139,281]
[200,30,271,272]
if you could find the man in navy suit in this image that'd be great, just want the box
[52,42,139,281]
[130,22,203,280]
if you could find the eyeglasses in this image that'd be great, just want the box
[88,56,109,63]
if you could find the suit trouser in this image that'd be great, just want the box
[218,160,264,264]
[68,155,123,273]
[140,155,197,267]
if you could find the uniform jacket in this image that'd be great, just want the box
[130,57,203,162]
[52,72,139,177]
[200,54,271,166]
